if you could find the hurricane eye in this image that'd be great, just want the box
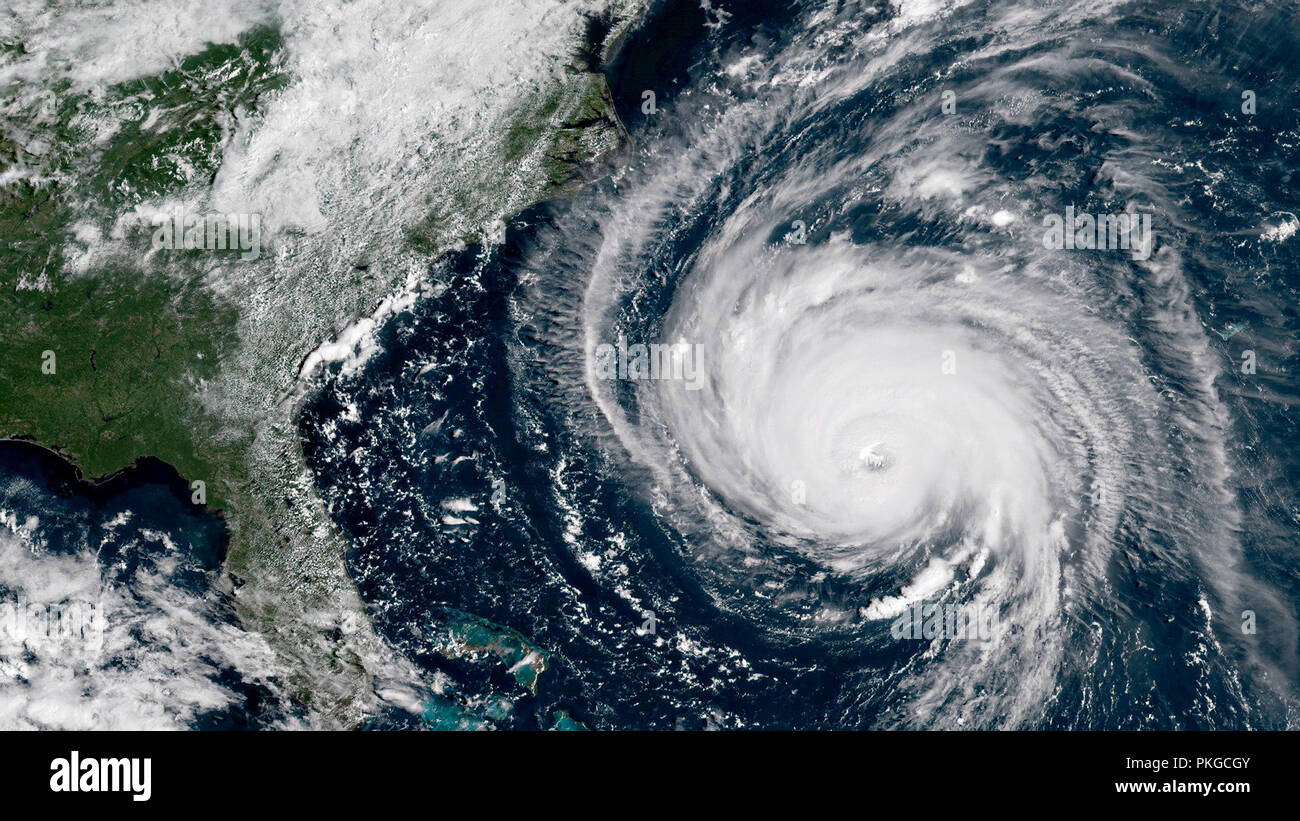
[857,443,892,472]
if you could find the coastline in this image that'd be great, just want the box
[0,438,221,516]
[219,0,656,726]
[0,0,654,728]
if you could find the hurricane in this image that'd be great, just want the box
[300,0,1300,729]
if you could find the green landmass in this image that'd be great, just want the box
[0,4,646,726]
[0,26,286,500]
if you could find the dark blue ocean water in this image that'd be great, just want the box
[0,442,287,729]
[299,0,1300,729]
[3,0,1298,730]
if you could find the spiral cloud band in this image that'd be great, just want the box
[302,0,1300,729]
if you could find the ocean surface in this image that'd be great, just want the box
[5,0,1300,729]
[299,0,1300,729]
[0,442,286,729]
